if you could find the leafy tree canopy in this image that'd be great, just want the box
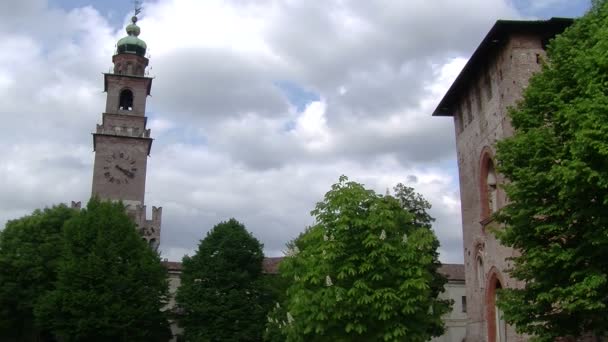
[176,218,267,341]
[0,204,76,341]
[495,1,608,339]
[36,198,171,342]
[268,176,450,342]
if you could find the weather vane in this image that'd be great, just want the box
[133,0,143,17]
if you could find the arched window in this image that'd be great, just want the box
[480,148,498,220]
[487,161,498,213]
[119,89,133,111]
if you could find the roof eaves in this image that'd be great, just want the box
[431,17,574,117]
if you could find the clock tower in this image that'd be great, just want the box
[91,14,161,250]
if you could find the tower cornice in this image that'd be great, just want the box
[92,133,153,155]
[103,73,153,96]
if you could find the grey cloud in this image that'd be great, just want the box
[151,48,290,123]
[2,0,546,266]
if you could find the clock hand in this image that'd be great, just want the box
[114,165,135,178]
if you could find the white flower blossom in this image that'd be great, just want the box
[294,275,300,281]
[330,235,335,241]
[194,278,202,283]
[324,234,329,241]
[287,312,295,324]
[379,230,386,240]
[402,233,408,244]
[286,246,300,256]
[276,302,280,309]
[325,275,333,287]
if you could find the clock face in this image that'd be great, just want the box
[103,151,138,184]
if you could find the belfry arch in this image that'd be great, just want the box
[119,89,134,111]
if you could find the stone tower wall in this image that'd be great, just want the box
[454,33,547,342]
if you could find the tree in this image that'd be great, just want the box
[35,199,171,342]
[269,176,450,342]
[494,2,608,340]
[393,183,447,338]
[176,218,267,341]
[0,204,76,341]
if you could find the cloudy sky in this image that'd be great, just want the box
[0,0,590,263]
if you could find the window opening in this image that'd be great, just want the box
[119,89,134,111]
[495,282,506,342]
[487,161,498,213]
[461,296,467,313]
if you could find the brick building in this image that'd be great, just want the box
[163,259,466,342]
[432,18,572,341]
[75,13,162,249]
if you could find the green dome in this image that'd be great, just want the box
[116,16,147,56]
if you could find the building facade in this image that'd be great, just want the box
[163,259,466,342]
[432,19,572,341]
[83,14,162,249]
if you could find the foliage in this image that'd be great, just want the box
[494,2,608,339]
[0,205,76,341]
[268,176,450,342]
[393,183,447,338]
[36,199,171,342]
[176,218,267,341]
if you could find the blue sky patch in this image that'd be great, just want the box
[274,80,320,113]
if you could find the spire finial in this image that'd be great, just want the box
[126,0,143,37]
[133,0,142,22]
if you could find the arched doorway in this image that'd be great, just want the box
[486,270,506,342]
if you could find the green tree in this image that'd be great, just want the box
[176,218,267,341]
[0,204,76,341]
[494,2,608,340]
[393,183,448,338]
[36,199,171,342]
[270,176,450,342]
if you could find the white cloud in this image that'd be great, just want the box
[0,0,550,264]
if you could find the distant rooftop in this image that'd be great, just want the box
[162,258,464,281]
[432,17,573,117]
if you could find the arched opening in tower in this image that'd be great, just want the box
[119,89,134,111]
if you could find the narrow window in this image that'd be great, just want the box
[487,161,498,213]
[119,89,134,111]
[480,151,499,220]
[461,296,467,313]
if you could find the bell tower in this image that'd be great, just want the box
[91,14,161,250]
